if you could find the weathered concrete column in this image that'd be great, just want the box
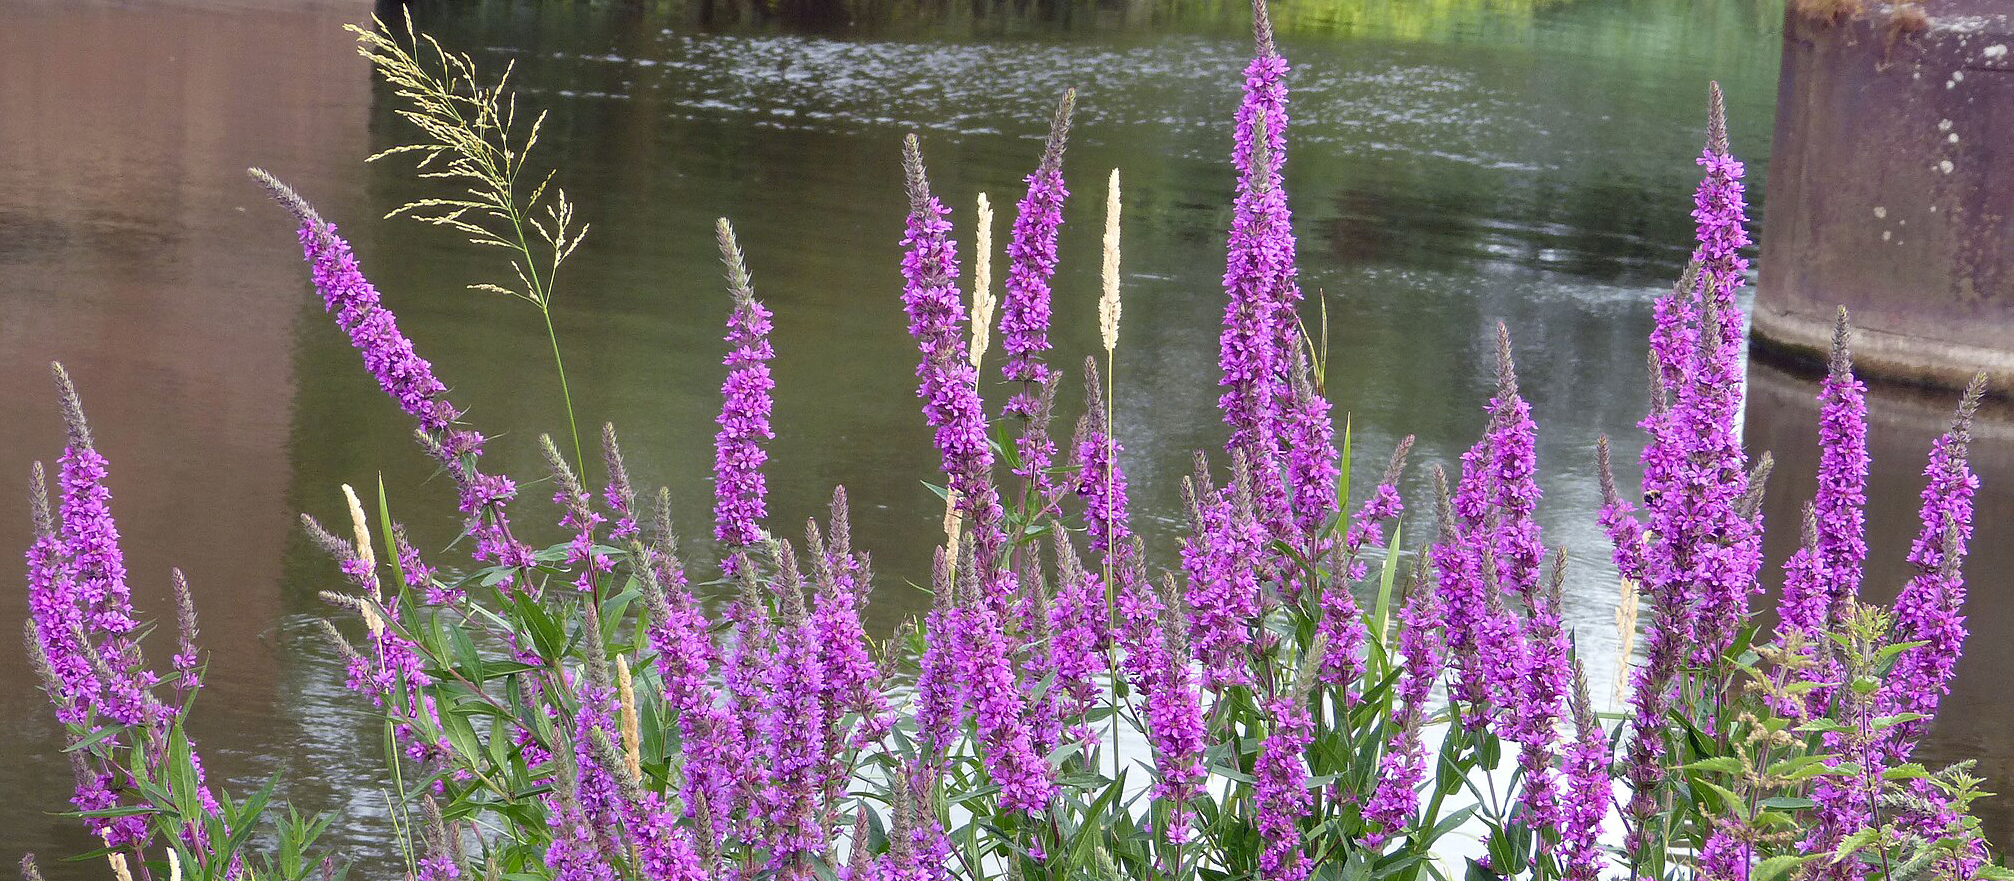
[1755,1,2014,392]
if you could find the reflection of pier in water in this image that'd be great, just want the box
[1748,357,2014,841]
[0,0,374,870]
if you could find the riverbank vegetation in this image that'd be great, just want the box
[17,4,2008,881]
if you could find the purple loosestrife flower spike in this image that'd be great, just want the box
[900,136,1009,597]
[26,461,93,727]
[171,568,200,694]
[1363,553,1441,847]
[1180,453,1264,690]
[602,423,640,542]
[951,537,1055,814]
[1562,661,1611,881]
[50,365,160,733]
[1323,437,1411,688]
[713,218,776,568]
[1282,327,1340,545]
[251,170,539,587]
[1880,374,1984,756]
[1430,465,1493,726]
[1776,311,1866,710]
[1255,639,1323,881]
[756,540,831,871]
[635,512,736,843]
[806,515,894,755]
[1140,570,1208,843]
[1512,552,1571,845]
[1073,358,1134,555]
[1813,310,1869,619]
[1000,88,1075,414]
[544,434,609,592]
[1670,83,1762,666]
[1048,530,1108,748]
[912,552,967,766]
[1488,324,1545,601]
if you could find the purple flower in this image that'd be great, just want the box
[545,436,610,592]
[950,542,1055,815]
[1561,664,1611,881]
[1254,674,1316,881]
[713,219,776,562]
[1606,88,1761,852]
[1879,376,1983,756]
[254,171,540,590]
[1322,437,1411,689]
[1180,455,1263,691]
[1121,562,1207,842]
[1776,314,1867,712]
[912,554,968,768]
[900,137,1009,598]
[1218,7,1301,548]
[1048,532,1109,749]
[1073,358,1134,555]
[808,506,895,755]
[1363,562,1443,847]
[1000,90,1075,414]
[756,552,830,871]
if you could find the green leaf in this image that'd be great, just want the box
[1684,757,1746,775]
[1752,854,1811,881]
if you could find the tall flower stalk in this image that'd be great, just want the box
[713,218,777,568]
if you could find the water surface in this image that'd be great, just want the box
[5,0,2006,872]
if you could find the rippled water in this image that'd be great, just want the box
[3,0,2005,873]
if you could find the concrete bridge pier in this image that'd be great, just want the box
[1756,0,2014,392]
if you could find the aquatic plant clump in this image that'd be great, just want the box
[17,8,2011,881]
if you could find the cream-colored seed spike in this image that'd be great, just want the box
[969,193,996,369]
[167,850,183,881]
[107,853,134,881]
[341,484,375,570]
[1613,576,1641,711]
[1099,169,1122,354]
[617,655,643,781]
[942,490,964,563]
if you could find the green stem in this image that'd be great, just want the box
[541,305,586,478]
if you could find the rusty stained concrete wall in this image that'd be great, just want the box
[1756,0,2014,392]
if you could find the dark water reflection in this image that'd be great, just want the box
[11,0,2007,873]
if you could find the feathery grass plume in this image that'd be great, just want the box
[970,192,996,369]
[18,856,42,881]
[713,218,777,572]
[1100,168,1122,355]
[352,13,586,307]
[1000,88,1076,413]
[350,12,590,465]
[340,483,377,579]
[107,853,134,881]
[616,655,643,782]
